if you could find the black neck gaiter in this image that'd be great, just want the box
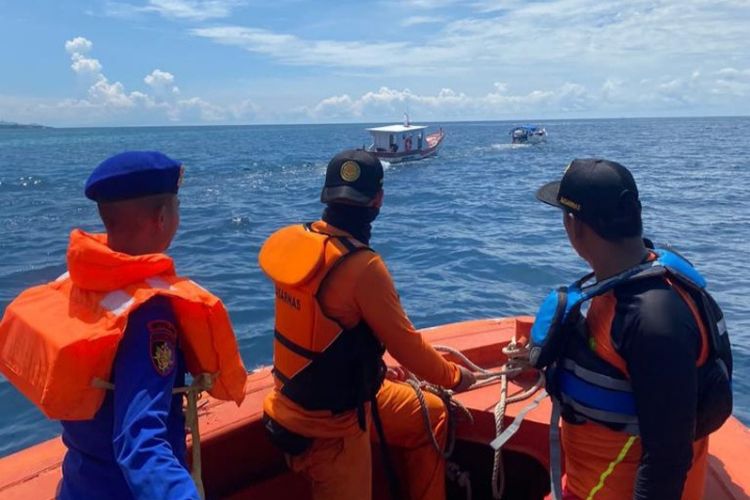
[321,204,379,245]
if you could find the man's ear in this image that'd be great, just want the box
[371,190,384,209]
[156,202,168,230]
[566,211,587,241]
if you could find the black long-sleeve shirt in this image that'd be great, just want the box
[610,277,702,499]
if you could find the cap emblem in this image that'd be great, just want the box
[340,161,361,182]
[558,196,581,211]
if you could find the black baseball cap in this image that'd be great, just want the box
[320,149,384,206]
[536,158,640,226]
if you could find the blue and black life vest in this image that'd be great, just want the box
[529,247,733,438]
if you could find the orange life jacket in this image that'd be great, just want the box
[258,223,385,416]
[0,229,247,420]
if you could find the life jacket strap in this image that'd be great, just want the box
[489,389,548,451]
[549,400,563,500]
[271,367,292,386]
[371,398,401,500]
[273,329,320,360]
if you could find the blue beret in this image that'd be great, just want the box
[85,151,183,202]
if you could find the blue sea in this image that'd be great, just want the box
[0,117,748,458]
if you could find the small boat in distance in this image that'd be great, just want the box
[510,124,547,144]
[365,114,445,163]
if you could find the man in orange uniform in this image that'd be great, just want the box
[259,149,477,500]
[532,159,732,499]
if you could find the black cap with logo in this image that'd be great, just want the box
[320,149,384,206]
[536,158,641,230]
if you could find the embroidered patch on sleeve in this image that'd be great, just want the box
[148,320,178,376]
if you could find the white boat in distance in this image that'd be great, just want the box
[365,115,445,163]
[510,124,547,144]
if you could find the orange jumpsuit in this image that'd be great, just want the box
[263,221,461,500]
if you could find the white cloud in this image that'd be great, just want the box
[65,37,103,76]
[601,78,624,102]
[716,67,750,80]
[65,37,93,54]
[191,0,749,82]
[145,69,181,94]
[192,26,418,70]
[304,83,596,121]
[302,66,750,122]
[71,53,103,75]
[172,97,226,121]
[106,0,244,20]
[397,0,464,7]
[711,67,750,96]
[401,16,445,27]
[88,78,136,107]
[147,0,243,20]
[53,36,251,124]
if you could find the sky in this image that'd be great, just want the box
[0,0,748,127]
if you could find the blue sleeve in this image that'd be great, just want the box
[112,296,199,500]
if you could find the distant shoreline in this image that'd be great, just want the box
[0,121,51,129]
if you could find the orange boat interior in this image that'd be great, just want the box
[0,317,748,499]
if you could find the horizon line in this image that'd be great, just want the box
[3,113,749,130]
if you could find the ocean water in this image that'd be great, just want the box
[0,117,748,458]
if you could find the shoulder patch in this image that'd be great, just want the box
[148,320,178,376]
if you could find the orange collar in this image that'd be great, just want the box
[67,229,175,291]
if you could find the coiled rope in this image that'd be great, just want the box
[402,334,544,500]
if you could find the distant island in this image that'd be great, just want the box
[0,120,51,129]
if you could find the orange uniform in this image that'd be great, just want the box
[262,220,461,499]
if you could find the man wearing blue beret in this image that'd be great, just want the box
[59,151,197,499]
[0,151,247,499]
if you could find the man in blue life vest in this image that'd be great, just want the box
[532,159,732,500]
[50,152,247,499]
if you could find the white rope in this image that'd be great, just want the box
[398,337,545,500]
[430,337,545,499]
[492,373,508,499]
[174,373,215,500]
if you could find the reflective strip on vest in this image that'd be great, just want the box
[559,393,639,435]
[717,317,727,336]
[98,279,175,317]
[562,359,632,392]
[99,289,135,317]
[146,276,175,291]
